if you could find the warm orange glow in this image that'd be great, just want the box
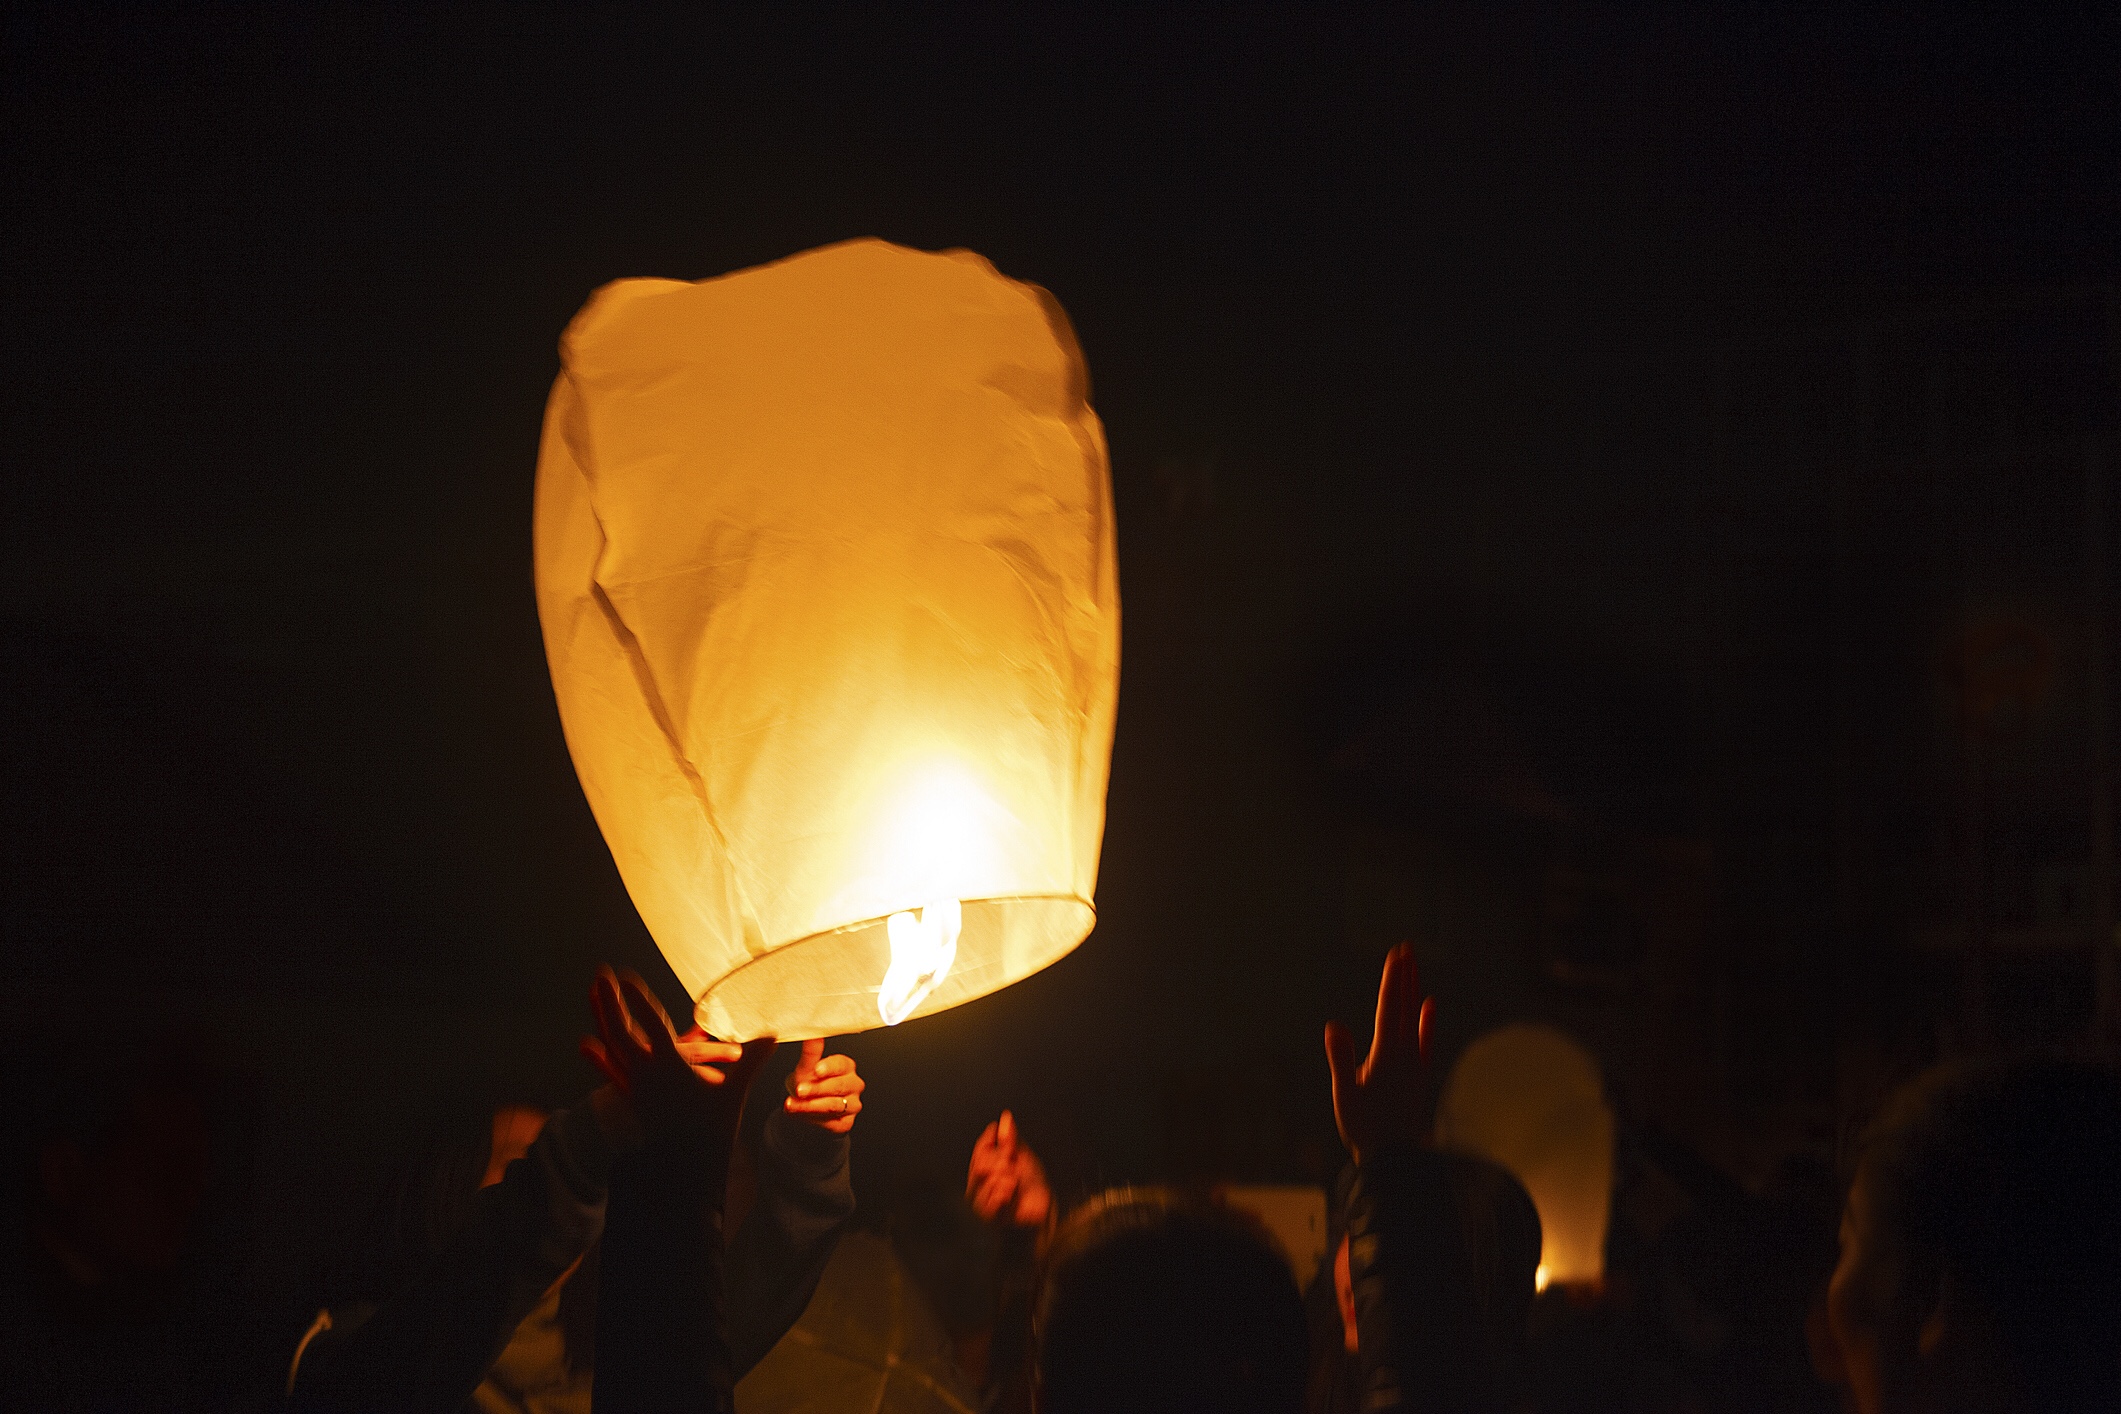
[1436,1024,1615,1287]
[534,239,1118,1040]
[1534,1263,1550,1293]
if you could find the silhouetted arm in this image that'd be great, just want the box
[1340,1148,1495,1413]
[593,1125,739,1413]
[584,968,774,1414]
[725,1110,853,1379]
[289,1100,612,1414]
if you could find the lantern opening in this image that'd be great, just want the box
[879,898,961,1025]
[694,894,1093,1042]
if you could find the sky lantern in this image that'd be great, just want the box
[1434,1023,1615,1290]
[534,239,1119,1041]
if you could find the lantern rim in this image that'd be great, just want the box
[693,892,1096,1042]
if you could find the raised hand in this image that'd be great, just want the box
[580,966,775,1161]
[966,1109,1052,1229]
[782,1038,864,1134]
[1323,942,1434,1164]
[583,1018,745,1093]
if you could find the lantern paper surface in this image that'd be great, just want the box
[535,239,1118,1041]
[1434,1024,1614,1287]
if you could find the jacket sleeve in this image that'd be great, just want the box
[288,1101,614,1414]
[724,1110,855,1379]
[1340,1147,1518,1414]
[590,1110,741,1414]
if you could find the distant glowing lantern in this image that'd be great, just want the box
[1434,1023,1614,1288]
[534,239,1119,1041]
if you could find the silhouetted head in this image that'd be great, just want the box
[21,1047,217,1321]
[1829,1057,2121,1414]
[1034,1188,1307,1414]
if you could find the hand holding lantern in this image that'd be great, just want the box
[581,966,776,1163]
[782,1038,864,1134]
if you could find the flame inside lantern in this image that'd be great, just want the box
[881,898,962,1025]
[857,762,1009,1025]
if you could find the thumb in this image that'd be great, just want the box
[1324,1021,1359,1095]
[797,1036,824,1079]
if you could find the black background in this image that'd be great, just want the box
[5,1,2116,1251]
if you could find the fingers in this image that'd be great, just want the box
[616,973,679,1058]
[970,1169,1018,1218]
[673,1024,741,1084]
[788,1052,853,1095]
[1324,1019,1358,1095]
[1418,995,1436,1064]
[784,1094,861,1117]
[784,1093,863,1120]
[591,972,646,1062]
[968,1120,1001,1183]
[1374,942,1418,1051]
[675,1025,743,1057]
[1389,942,1422,1041]
[1015,1187,1053,1228]
[580,1035,628,1093]
[1015,1143,1048,1182]
[794,1037,825,1081]
[790,1062,861,1099]
[675,1036,744,1065]
[1367,955,1395,1070]
[786,1058,864,1117]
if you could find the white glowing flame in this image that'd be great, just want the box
[1534,1263,1550,1293]
[879,898,961,1025]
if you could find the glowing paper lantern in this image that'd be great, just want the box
[1434,1024,1614,1288]
[534,239,1118,1041]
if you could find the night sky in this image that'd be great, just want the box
[6,4,2116,1198]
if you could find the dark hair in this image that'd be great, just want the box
[324,1102,599,1374]
[1858,1056,2121,1406]
[325,1107,495,1306]
[1034,1188,1308,1414]
[1437,1150,1543,1375]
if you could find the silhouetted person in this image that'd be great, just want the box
[1033,1187,1310,1414]
[2,1046,278,1411]
[957,1108,1054,1412]
[1827,1056,2121,1414]
[288,968,860,1414]
[1325,943,1543,1413]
